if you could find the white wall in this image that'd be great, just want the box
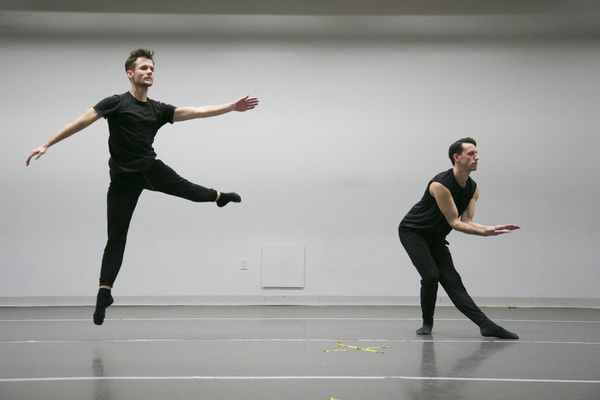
[1,11,599,305]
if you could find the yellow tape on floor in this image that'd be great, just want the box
[324,341,391,354]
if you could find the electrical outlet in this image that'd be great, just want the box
[241,258,248,270]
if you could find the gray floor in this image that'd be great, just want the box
[1,305,599,400]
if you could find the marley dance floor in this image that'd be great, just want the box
[1,305,599,400]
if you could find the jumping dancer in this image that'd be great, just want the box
[26,49,259,325]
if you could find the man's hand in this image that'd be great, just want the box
[233,95,259,112]
[26,145,48,166]
[25,108,100,166]
[483,224,521,236]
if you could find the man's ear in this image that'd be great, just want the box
[126,70,134,79]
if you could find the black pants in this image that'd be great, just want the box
[398,228,489,327]
[99,160,217,287]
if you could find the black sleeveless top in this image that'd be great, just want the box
[399,169,477,240]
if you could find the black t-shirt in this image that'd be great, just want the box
[93,92,176,174]
[400,169,477,240]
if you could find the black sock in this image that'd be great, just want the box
[416,322,433,335]
[216,192,241,208]
[93,288,114,326]
[480,320,519,340]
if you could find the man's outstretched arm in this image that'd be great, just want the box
[26,108,101,166]
[172,95,259,122]
[430,183,520,236]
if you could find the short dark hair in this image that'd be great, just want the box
[448,137,477,165]
[125,49,154,72]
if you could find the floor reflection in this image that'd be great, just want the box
[93,356,112,400]
[406,339,514,400]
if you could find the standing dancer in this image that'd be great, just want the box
[26,49,259,325]
[398,137,520,339]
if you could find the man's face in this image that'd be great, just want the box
[128,57,154,87]
[455,143,479,171]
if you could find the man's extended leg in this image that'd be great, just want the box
[431,241,518,339]
[94,175,143,325]
[143,160,240,206]
[399,229,440,335]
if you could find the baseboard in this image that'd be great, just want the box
[0,295,598,308]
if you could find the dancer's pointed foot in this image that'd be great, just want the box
[93,288,114,326]
[480,320,519,339]
[216,192,241,207]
